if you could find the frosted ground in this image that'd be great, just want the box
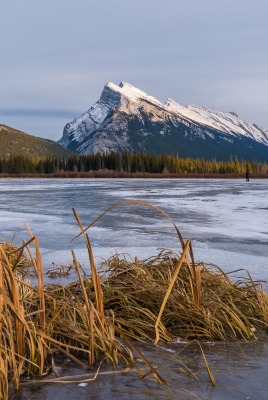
[0,178,267,285]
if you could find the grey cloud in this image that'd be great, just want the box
[0,108,82,119]
[1,0,268,139]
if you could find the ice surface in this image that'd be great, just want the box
[0,179,267,285]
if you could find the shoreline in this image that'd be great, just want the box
[0,171,267,179]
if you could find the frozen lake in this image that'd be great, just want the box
[2,178,268,400]
[0,178,267,284]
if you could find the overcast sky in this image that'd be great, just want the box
[1,0,268,141]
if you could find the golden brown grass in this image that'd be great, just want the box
[0,200,268,399]
[99,251,268,342]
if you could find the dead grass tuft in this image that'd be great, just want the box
[0,201,267,399]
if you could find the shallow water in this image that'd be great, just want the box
[1,178,268,399]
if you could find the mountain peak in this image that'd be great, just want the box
[58,82,268,160]
[102,81,163,107]
[119,81,134,89]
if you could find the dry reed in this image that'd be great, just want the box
[0,200,268,399]
[99,251,268,341]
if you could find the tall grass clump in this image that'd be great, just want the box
[0,237,137,399]
[0,200,268,398]
[100,251,268,341]
[73,200,268,343]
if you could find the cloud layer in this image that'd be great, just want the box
[1,0,268,140]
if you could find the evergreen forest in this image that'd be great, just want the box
[0,152,267,177]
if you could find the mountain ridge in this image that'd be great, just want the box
[50,82,268,161]
[0,124,72,158]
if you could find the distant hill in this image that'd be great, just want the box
[0,124,72,158]
[59,81,268,162]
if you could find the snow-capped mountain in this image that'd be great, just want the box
[58,82,268,161]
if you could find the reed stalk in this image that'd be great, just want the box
[0,201,268,399]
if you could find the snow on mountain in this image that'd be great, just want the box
[165,99,268,146]
[59,81,169,152]
[58,82,268,160]
[108,81,163,107]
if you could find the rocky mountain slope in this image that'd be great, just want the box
[58,82,268,161]
[0,124,72,158]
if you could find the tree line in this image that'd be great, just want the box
[0,152,267,176]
